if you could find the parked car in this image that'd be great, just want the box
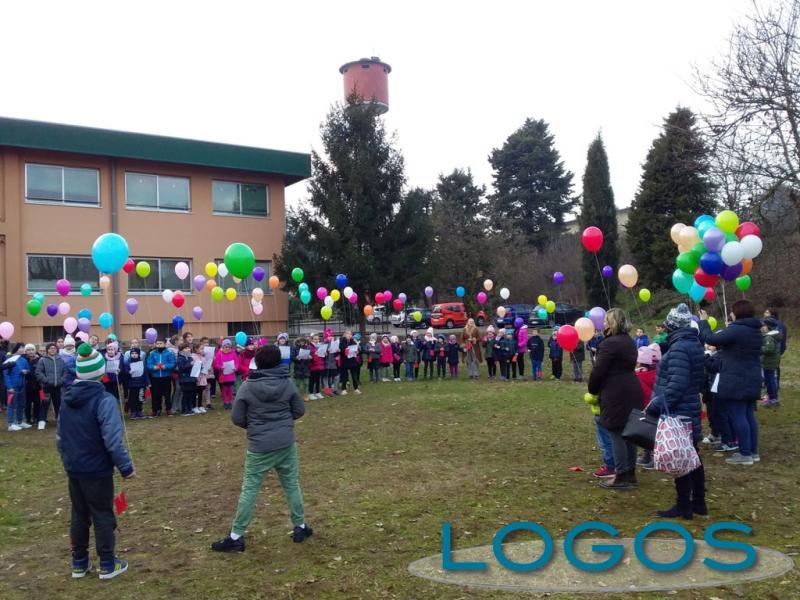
[494,303,536,328]
[527,303,584,328]
[401,307,433,328]
[430,302,468,329]
[473,310,489,327]
[367,305,387,323]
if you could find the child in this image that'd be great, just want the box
[102,342,122,400]
[365,333,381,383]
[445,334,461,379]
[308,334,325,400]
[292,337,311,400]
[634,328,650,349]
[570,340,585,383]
[191,342,208,414]
[379,334,393,382]
[634,345,658,470]
[421,329,436,380]
[390,336,403,382]
[277,333,292,367]
[496,331,513,381]
[60,335,78,390]
[527,328,544,381]
[584,392,615,479]
[3,343,31,431]
[701,344,727,445]
[761,320,781,407]
[146,338,176,417]
[34,342,65,429]
[483,330,496,380]
[587,331,604,366]
[653,324,668,355]
[436,334,447,379]
[548,327,563,380]
[403,335,417,381]
[238,339,257,382]
[322,329,339,395]
[338,330,361,395]
[412,330,423,380]
[121,348,148,419]
[177,343,199,416]
[214,339,240,410]
[515,323,528,379]
[23,344,41,427]
[57,343,134,579]
[201,337,216,409]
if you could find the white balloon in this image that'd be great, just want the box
[720,241,744,266]
[499,287,510,300]
[324,296,334,307]
[162,289,174,303]
[343,286,354,299]
[740,234,762,259]
[217,263,229,278]
[251,297,260,307]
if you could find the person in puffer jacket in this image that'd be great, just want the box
[36,342,66,428]
[4,343,31,431]
[308,334,325,400]
[365,333,381,383]
[60,335,78,388]
[646,303,707,520]
[402,335,418,381]
[121,347,149,419]
[515,324,528,379]
[211,345,312,553]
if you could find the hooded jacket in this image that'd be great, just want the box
[56,380,133,479]
[60,351,77,386]
[2,354,30,390]
[698,317,763,401]
[588,333,643,431]
[292,345,312,377]
[213,348,240,383]
[177,352,198,387]
[231,364,305,453]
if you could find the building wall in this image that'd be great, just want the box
[0,147,288,343]
[564,207,630,235]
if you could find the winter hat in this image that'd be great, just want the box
[369,333,377,342]
[648,342,662,363]
[76,343,106,381]
[222,338,232,347]
[277,332,289,342]
[324,328,333,339]
[63,335,76,347]
[390,335,398,343]
[637,346,653,366]
[437,334,445,340]
[487,325,496,334]
[665,303,692,331]
[448,335,457,343]
[426,327,434,337]
[24,343,36,353]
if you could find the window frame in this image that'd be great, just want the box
[124,171,191,213]
[212,180,269,218]
[26,254,100,294]
[126,257,193,294]
[24,163,101,207]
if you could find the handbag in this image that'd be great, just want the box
[622,409,658,450]
[652,399,701,477]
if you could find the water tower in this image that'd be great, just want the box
[339,56,391,114]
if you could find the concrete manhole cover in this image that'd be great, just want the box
[408,538,795,594]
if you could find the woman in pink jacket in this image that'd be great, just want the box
[213,339,240,409]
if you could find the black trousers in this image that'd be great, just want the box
[499,359,510,379]
[150,378,172,414]
[674,454,705,510]
[552,358,563,380]
[486,357,496,378]
[309,371,322,394]
[40,386,62,421]
[127,387,144,414]
[516,353,526,377]
[340,366,360,390]
[24,387,40,423]
[69,476,116,563]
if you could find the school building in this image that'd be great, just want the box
[0,116,310,343]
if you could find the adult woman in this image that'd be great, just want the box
[698,300,763,465]
[460,319,483,379]
[645,304,706,518]
[588,308,643,490]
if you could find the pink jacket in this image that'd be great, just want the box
[380,342,393,364]
[214,349,240,383]
[516,325,528,353]
[309,343,325,372]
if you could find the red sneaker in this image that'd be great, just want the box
[592,466,616,478]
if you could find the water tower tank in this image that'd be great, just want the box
[339,56,391,114]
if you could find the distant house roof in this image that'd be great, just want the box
[564,207,630,234]
[0,116,310,185]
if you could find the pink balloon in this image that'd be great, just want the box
[75,331,89,342]
[56,279,71,297]
[476,291,487,304]
[383,290,392,302]
[58,302,71,315]
[348,292,358,305]
[253,303,264,316]
[0,321,14,340]
[316,287,328,301]
[174,261,190,280]
[63,317,78,333]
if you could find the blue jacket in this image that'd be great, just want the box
[548,336,563,361]
[59,351,77,386]
[527,336,545,361]
[635,335,650,348]
[56,380,134,479]
[121,356,149,388]
[3,355,30,390]
[177,352,197,387]
[497,338,516,360]
[146,348,176,379]
[647,327,706,443]
[698,317,763,401]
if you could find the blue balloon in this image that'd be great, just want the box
[172,315,184,330]
[693,214,715,229]
[456,286,465,297]
[235,331,248,347]
[98,312,113,329]
[335,274,348,288]
[700,252,724,275]
[77,308,92,321]
[688,281,707,302]
[91,233,130,274]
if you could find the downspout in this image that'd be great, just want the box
[110,159,121,332]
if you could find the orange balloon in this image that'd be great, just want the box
[740,258,753,276]
[205,279,217,291]
[363,304,374,317]
[268,275,280,290]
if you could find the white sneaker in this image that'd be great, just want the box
[38,420,46,431]
[19,422,32,429]
[394,378,401,382]
[8,424,22,432]
[340,390,348,396]
[354,389,362,395]
[198,407,207,414]
[192,407,201,414]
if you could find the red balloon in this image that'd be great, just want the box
[172,292,185,308]
[704,288,716,302]
[374,292,385,304]
[735,221,761,239]
[694,268,719,288]
[556,324,579,352]
[582,226,604,253]
[392,298,403,311]
[122,258,135,273]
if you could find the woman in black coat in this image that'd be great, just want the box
[588,308,643,490]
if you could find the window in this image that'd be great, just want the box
[127,258,192,292]
[212,180,268,217]
[125,172,190,211]
[214,260,272,294]
[226,322,261,337]
[43,326,67,343]
[25,164,99,206]
[27,255,99,292]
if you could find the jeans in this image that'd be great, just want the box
[405,362,414,380]
[369,365,379,383]
[499,359,510,379]
[466,351,480,377]
[232,444,305,535]
[607,428,637,474]
[530,359,542,381]
[571,359,583,382]
[6,387,25,426]
[727,398,758,456]
[764,369,778,401]
[69,476,116,563]
[594,416,615,470]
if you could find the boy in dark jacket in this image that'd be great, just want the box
[212,345,311,552]
[146,339,176,416]
[35,342,66,429]
[435,335,447,379]
[527,329,545,381]
[121,348,149,419]
[177,343,198,415]
[760,320,781,407]
[57,343,134,579]
[390,336,403,382]
[548,328,564,380]
[292,337,312,400]
[483,330,497,379]
[570,340,585,383]
[445,334,461,378]
[402,335,417,381]
[3,343,31,431]
[498,331,516,381]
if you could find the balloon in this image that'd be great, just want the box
[702,228,726,253]
[99,312,113,329]
[192,306,203,320]
[697,220,715,240]
[300,290,312,304]
[721,262,743,281]
[317,287,328,301]
[688,282,707,302]
[211,287,224,302]
[496,306,507,318]
[383,291,392,303]
[348,292,359,305]
[374,292,385,304]
[321,306,333,320]
[0,321,14,340]
[122,258,135,274]
[268,276,280,290]
[704,288,716,302]
[125,298,138,315]
[581,226,603,253]
[500,288,510,300]
[252,288,264,302]
[424,286,434,298]
[670,223,686,244]
[63,317,78,334]
[223,242,255,279]
[589,307,606,330]
[134,261,151,279]
[736,221,761,239]
[476,291,487,304]
[27,299,42,316]
[228,332,246,349]
[553,272,565,285]
[514,317,524,328]
[715,210,739,234]
[298,282,309,293]
[537,308,547,320]
[77,309,92,321]
[46,303,58,317]
[172,315,185,330]
[193,275,206,291]
[58,302,70,315]
[708,316,718,331]
[393,299,403,311]
[331,289,341,302]
[679,226,700,247]
[740,258,753,276]
[398,293,407,303]
[483,279,494,292]
[91,233,129,274]
[205,262,218,278]
[324,296,334,308]
[693,215,714,229]
[575,317,595,342]
[77,317,91,333]
[252,267,266,282]
[336,274,348,288]
[413,311,422,322]
[253,303,263,316]
[363,305,374,317]
[33,292,45,304]
[700,252,724,276]
[720,241,744,266]
[162,289,174,303]
[545,300,556,314]
[206,279,217,291]
[145,327,158,344]
[172,292,185,308]
[80,283,92,297]
[694,268,719,288]
[75,332,89,343]
[740,235,762,259]
[537,295,548,306]
[56,279,71,296]
[618,265,638,288]
[343,286,354,299]
[556,325,579,352]
[225,288,237,301]
[672,269,694,294]
[735,275,752,291]
[217,263,229,278]
[174,262,190,280]
[676,251,700,274]
[690,242,706,260]
[639,288,651,302]
[291,267,304,283]
[456,286,465,298]
[602,265,613,278]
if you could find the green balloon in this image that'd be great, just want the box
[735,275,752,291]
[26,299,43,316]
[672,269,694,294]
[80,283,92,297]
[291,267,304,283]
[211,286,224,302]
[676,252,699,274]
[413,311,422,322]
[223,243,256,279]
[725,232,738,243]
[690,242,706,260]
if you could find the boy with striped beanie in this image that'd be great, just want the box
[76,343,106,380]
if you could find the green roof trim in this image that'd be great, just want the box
[0,116,310,185]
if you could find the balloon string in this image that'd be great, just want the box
[628,287,646,328]
[593,253,613,309]
[721,282,729,326]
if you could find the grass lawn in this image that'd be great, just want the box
[1,354,798,599]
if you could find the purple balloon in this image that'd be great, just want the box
[589,306,606,330]
[193,275,206,291]
[424,286,434,298]
[691,315,700,323]
[553,271,565,285]
[77,317,91,333]
[602,265,613,278]
[252,267,266,282]
[145,327,158,344]
[703,227,726,253]
[125,298,138,315]
[514,317,524,328]
[398,292,407,303]
[46,303,59,317]
[721,262,743,281]
[192,306,204,320]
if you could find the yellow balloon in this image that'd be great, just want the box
[205,262,218,278]
[225,287,237,301]
[211,286,224,301]
[618,264,639,288]
[545,300,556,313]
[715,210,739,234]
[99,276,111,290]
[252,287,264,302]
[639,288,651,302]
[537,295,547,306]
[331,289,341,302]
[708,316,718,331]
[135,261,151,278]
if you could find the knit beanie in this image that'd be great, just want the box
[648,342,662,363]
[76,343,106,380]
[665,303,692,332]
[24,343,37,353]
[637,346,653,366]
[63,335,76,347]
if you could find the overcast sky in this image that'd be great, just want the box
[2,0,757,214]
